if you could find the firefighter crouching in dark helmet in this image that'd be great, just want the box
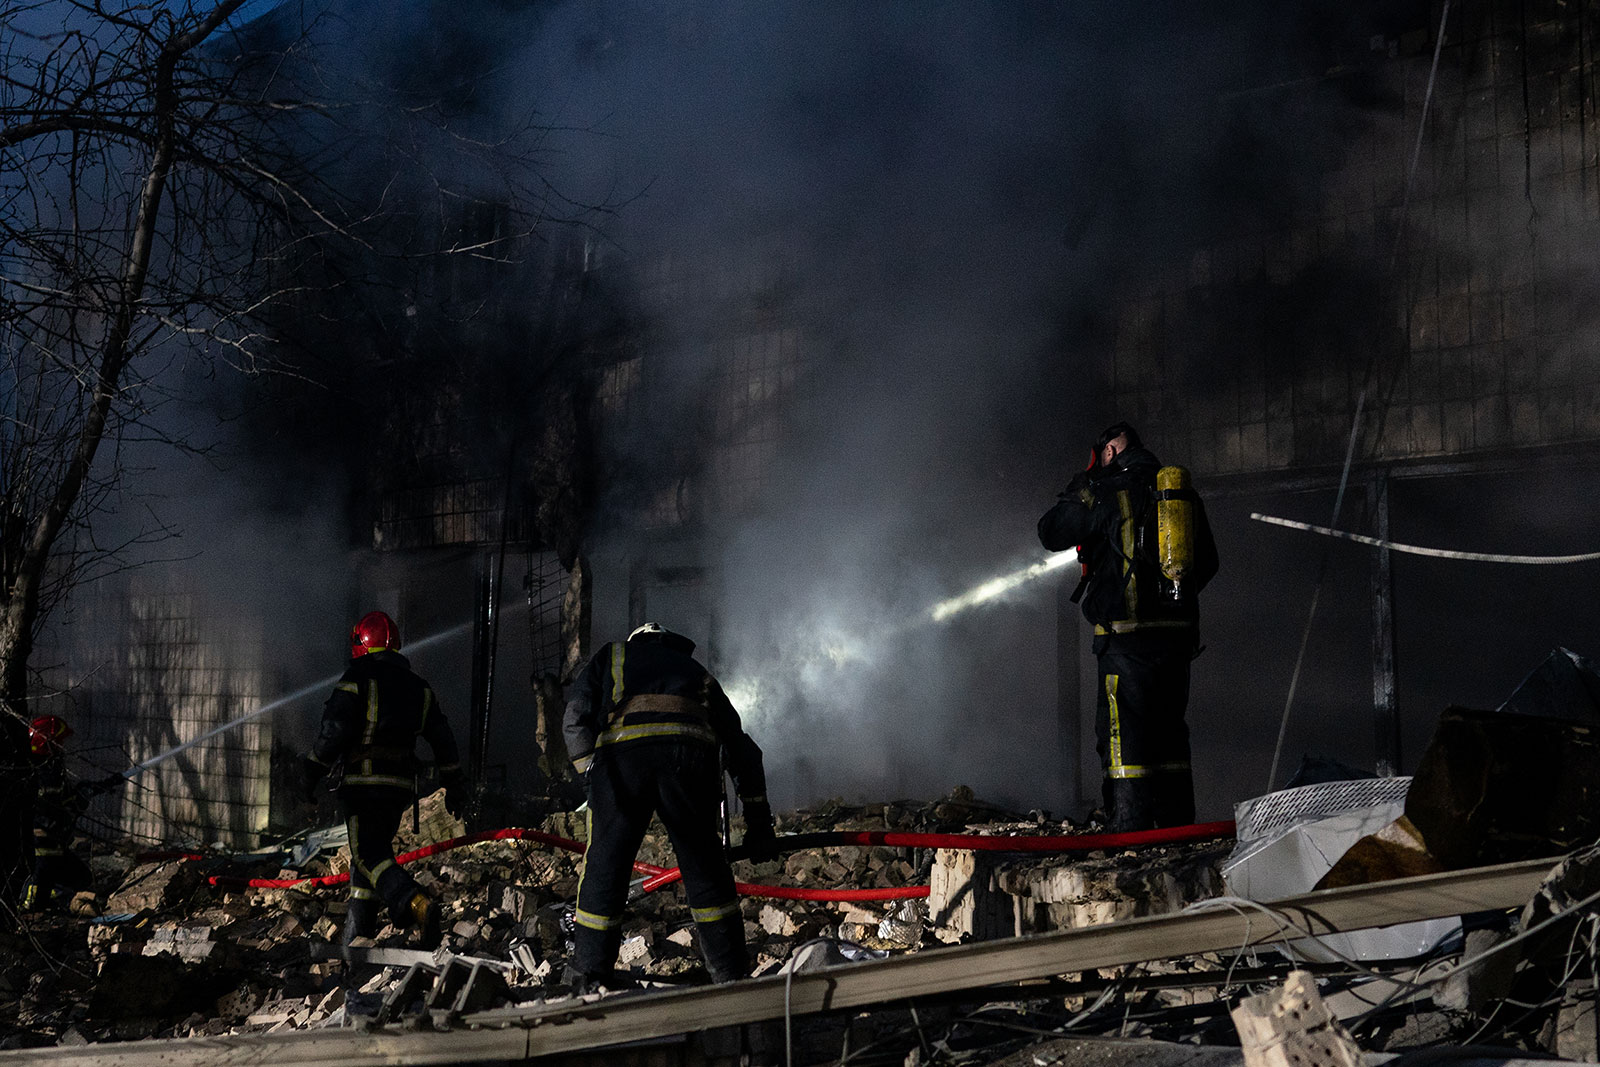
[297,611,464,951]
[23,715,116,911]
[563,622,778,990]
[1038,423,1218,833]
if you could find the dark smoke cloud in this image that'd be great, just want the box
[454,0,1408,812]
[58,0,1588,823]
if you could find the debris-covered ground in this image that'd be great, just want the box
[0,787,1228,1050]
[3,785,1598,1066]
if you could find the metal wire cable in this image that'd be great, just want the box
[1251,513,1600,564]
[1454,914,1589,1046]
[1344,876,1600,1035]
[1181,893,1454,997]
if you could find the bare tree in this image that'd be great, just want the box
[0,0,594,903]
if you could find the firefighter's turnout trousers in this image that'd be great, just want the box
[25,761,91,910]
[1095,630,1196,833]
[575,739,746,982]
[340,784,424,937]
[25,839,91,910]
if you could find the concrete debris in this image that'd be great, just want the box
[1553,983,1597,1063]
[1318,654,1600,897]
[931,838,1229,942]
[1435,927,1518,1013]
[105,858,205,914]
[1,785,1595,1067]
[1231,970,1363,1067]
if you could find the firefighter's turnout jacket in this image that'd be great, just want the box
[563,632,767,983]
[303,649,461,938]
[1037,446,1218,643]
[563,637,766,800]
[306,649,461,792]
[1038,446,1218,832]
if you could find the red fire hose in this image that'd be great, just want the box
[638,820,1237,893]
[201,820,1235,904]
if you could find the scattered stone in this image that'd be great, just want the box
[1232,969,1363,1067]
[618,934,653,967]
[759,904,798,937]
[106,861,204,914]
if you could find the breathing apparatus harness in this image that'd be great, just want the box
[1069,428,1198,608]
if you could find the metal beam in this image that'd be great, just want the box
[1368,471,1400,777]
[2,857,1558,1066]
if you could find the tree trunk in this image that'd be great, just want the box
[0,0,247,907]
[0,621,34,919]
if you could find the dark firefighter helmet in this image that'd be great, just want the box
[29,714,72,759]
[627,622,696,655]
[350,611,402,660]
[1096,422,1141,454]
[1085,421,1142,472]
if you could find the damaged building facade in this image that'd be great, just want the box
[27,0,1600,863]
[1071,0,1600,818]
[12,0,1600,1062]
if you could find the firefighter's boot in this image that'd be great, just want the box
[342,896,380,962]
[407,890,442,950]
[1107,777,1157,834]
[696,911,750,984]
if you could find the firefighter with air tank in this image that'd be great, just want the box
[297,611,464,951]
[1039,423,1218,833]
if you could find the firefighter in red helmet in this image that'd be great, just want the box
[298,611,464,951]
[22,715,106,910]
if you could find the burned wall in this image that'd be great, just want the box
[39,581,282,849]
[1112,0,1600,475]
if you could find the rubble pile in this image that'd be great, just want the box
[0,787,1231,1050]
[4,774,1599,1066]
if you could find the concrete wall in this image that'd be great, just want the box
[1110,0,1600,477]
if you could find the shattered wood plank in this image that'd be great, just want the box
[0,857,1558,1066]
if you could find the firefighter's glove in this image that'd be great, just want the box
[443,786,465,819]
[441,770,467,819]
[295,756,326,804]
[741,799,779,863]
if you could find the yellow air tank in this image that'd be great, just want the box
[1156,465,1194,599]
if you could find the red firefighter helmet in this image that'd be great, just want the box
[350,611,401,660]
[29,715,72,759]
